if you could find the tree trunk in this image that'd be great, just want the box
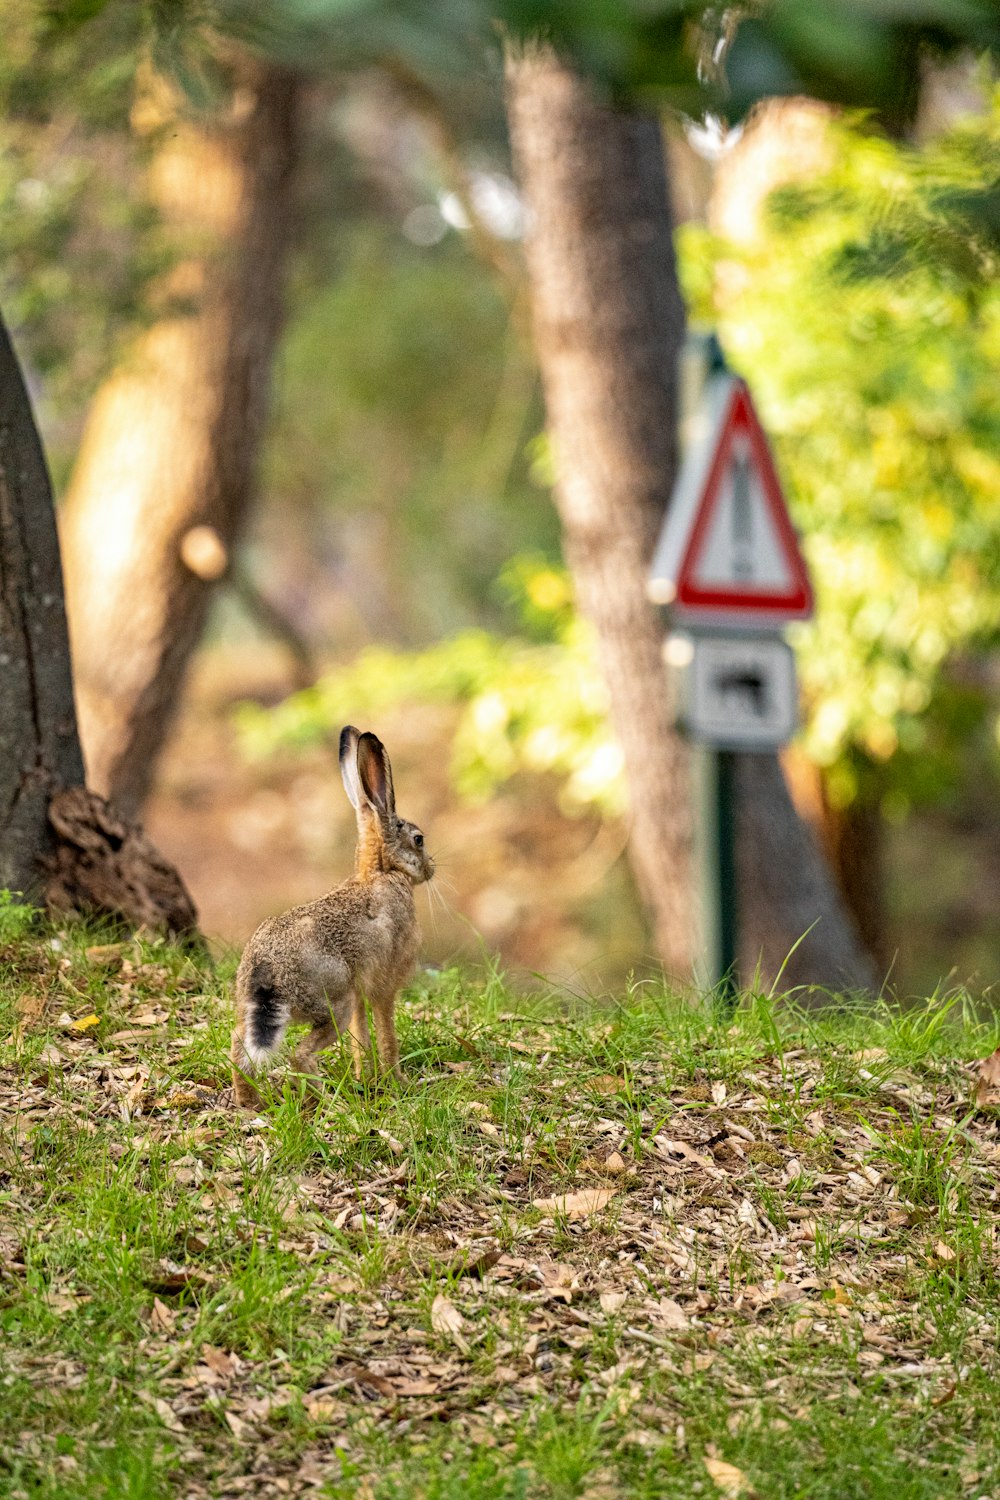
[505,46,876,991]
[61,56,303,818]
[736,756,877,993]
[818,793,886,972]
[504,46,694,972]
[0,311,86,893]
[0,313,200,938]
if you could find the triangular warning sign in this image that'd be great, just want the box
[649,376,813,625]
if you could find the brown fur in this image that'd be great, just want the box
[230,727,432,1108]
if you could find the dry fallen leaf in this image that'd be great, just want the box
[394,1377,440,1397]
[132,1007,166,1027]
[600,1290,627,1315]
[143,1395,185,1434]
[704,1457,755,1496]
[15,993,46,1023]
[934,1240,957,1263]
[448,1245,502,1280]
[652,1137,715,1171]
[202,1344,237,1379]
[150,1296,177,1333]
[974,1048,1000,1108]
[431,1293,467,1342]
[85,943,126,968]
[532,1187,616,1220]
[584,1074,627,1095]
[145,1263,211,1295]
[304,1396,342,1421]
[224,1411,252,1440]
[654,1297,689,1331]
[346,1364,397,1399]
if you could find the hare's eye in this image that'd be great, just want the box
[413,832,424,848]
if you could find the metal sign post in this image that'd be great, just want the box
[650,335,815,1004]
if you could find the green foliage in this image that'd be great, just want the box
[0,1,169,472]
[237,557,625,812]
[214,0,1000,127]
[4,920,1000,1497]
[720,1,1000,130]
[681,98,1000,812]
[262,226,555,640]
[0,890,37,943]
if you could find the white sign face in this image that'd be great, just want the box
[689,435,796,594]
[648,374,813,627]
[669,632,798,749]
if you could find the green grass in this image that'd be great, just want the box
[2,917,1000,1497]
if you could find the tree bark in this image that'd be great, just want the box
[0,311,86,894]
[505,45,877,991]
[505,45,694,972]
[43,786,199,940]
[61,55,303,818]
[736,755,877,993]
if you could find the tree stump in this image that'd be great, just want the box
[42,786,199,940]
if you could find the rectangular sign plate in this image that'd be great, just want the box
[667,631,798,750]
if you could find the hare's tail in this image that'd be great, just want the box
[231,957,290,1104]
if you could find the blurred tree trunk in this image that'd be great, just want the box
[708,103,879,985]
[505,46,693,972]
[505,45,875,990]
[61,55,303,818]
[0,311,86,893]
[783,752,887,975]
[817,793,886,972]
[0,312,199,937]
[735,757,876,992]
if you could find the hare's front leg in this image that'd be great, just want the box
[371,989,401,1080]
[348,992,374,1081]
[292,988,357,1092]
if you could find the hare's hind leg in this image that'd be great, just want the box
[292,987,360,1097]
[292,1020,344,1106]
[231,1025,264,1110]
[231,954,289,1110]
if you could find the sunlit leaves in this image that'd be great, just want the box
[682,98,1000,808]
[236,560,626,814]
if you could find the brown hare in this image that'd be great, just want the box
[230,726,433,1109]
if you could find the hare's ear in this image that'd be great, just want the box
[339,725,363,811]
[357,732,396,819]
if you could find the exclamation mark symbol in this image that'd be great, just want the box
[732,448,753,582]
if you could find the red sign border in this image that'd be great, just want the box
[675,382,813,619]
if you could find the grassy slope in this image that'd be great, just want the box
[1,916,1000,1499]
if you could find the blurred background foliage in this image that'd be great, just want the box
[684,90,1000,819]
[0,0,166,474]
[243,89,1000,833]
[236,557,625,814]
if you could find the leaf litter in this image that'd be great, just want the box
[3,930,1000,1494]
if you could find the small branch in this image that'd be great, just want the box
[229,563,317,692]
